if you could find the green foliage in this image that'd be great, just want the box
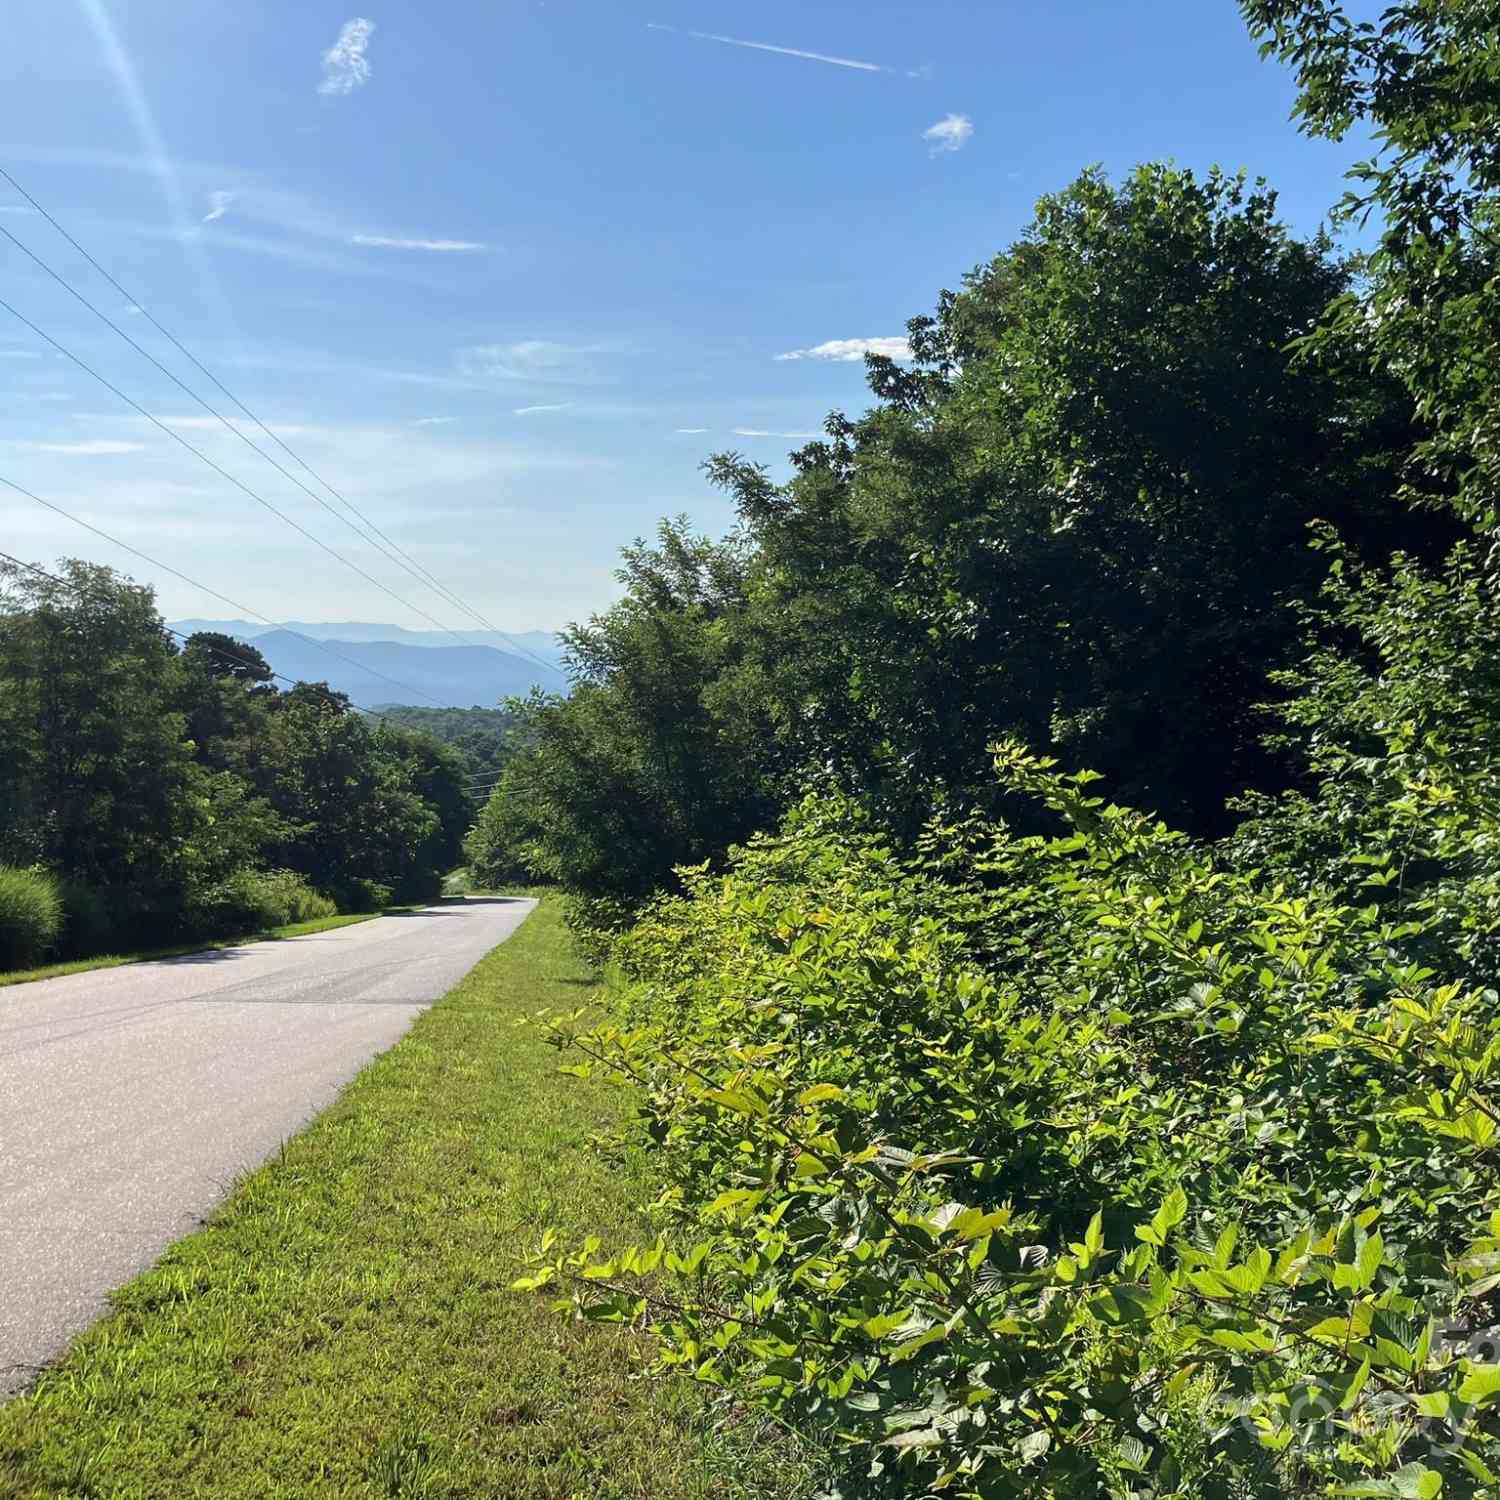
[54,878,128,959]
[372,705,520,782]
[189,868,337,935]
[712,164,1450,840]
[523,748,1500,1496]
[0,559,470,955]
[1242,0,1500,534]
[496,521,786,903]
[500,167,1457,912]
[0,865,63,969]
[329,877,395,914]
[464,767,546,888]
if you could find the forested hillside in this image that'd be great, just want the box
[372,704,520,784]
[0,560,472,970]
[501,4,1500,1496]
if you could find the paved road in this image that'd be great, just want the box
[0,896,535,1395]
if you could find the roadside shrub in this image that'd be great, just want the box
[393,869,444,905]
[328,878,393,914]
[465,782,546,889]
[520,747,1500,1499]
[0,865,63,970]
[55,881,130,958]
[190,868,336,935]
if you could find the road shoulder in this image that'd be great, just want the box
[0,896,815,1500]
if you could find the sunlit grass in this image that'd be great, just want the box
[0,896,818,1500]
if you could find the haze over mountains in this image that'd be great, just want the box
[169,620,569,709]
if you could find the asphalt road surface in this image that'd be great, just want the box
[0,896,536,1396]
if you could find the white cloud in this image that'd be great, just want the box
[648,22,886,72]
[413,416,455,426]
[514,403,573,416]
[202,190,235,224]
[456,341,608,382]
[775,337,911,362]
[122,303,144,316]
[319,18,375,96]
[924,113,974,154]
[674,427,709,434]
[0,349,41,360]
[0,205,36,216]
[732,427,821,439]
[13,440,149,455]
[352,234,486,252]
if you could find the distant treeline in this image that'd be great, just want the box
[371,705,520,784]
[0,563,472,968]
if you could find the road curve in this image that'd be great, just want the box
[0,896,536,1395]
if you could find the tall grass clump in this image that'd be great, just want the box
[0,865,63,970]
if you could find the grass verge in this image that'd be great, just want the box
[0,910,396,989]
[0,896,818,1500]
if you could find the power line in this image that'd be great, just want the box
[0,162,565,681]
[0,213,504,657]
[0,289,498,655]
[0,472,451,709]
[0,217,491,649]
[0,548,403,726]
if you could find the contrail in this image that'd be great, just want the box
[647,22,887,73]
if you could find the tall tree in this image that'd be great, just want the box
[718,165,1452,833]
[0,559,210,909]
[1242,0,1500,538]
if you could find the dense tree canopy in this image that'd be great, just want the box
[485,164,1460,901]
[0,558,473,954]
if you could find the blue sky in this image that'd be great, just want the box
[1,0,1370,632]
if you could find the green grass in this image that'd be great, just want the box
[0,896,820,1500]
[0,910,395,989]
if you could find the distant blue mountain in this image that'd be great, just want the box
[168,621,568,709]
[169,618,569,670]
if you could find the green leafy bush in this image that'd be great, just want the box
[55,880,129,958]
[328,877,394,915]
[190,868,336,935]
[464,777,546,890]
[521,747,1500,1498]
[0,865,63,970]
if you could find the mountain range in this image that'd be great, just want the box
[167,620,569,709]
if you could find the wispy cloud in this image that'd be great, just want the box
[457,341,611,383]
[352,234,486,252]
[733,427,821,439]
[202,190,235,223]
[413,416,455,426]
[675,427,709,434]
[0,205,36,216]
[11,439,149,455]
[775,337,911,362]
[647,22,887,73]
[319,18,375,97]
[514,403,573,416]
[0,349,42,360]
[924,113,974,154]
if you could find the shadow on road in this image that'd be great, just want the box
[434,896,532,907]
[160,947,250,966]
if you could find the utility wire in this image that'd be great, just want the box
[0,473,450,709]
[0,162,564,680]
[0,289,496,654]
[0,217,490,649]
[0,548,404,725]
